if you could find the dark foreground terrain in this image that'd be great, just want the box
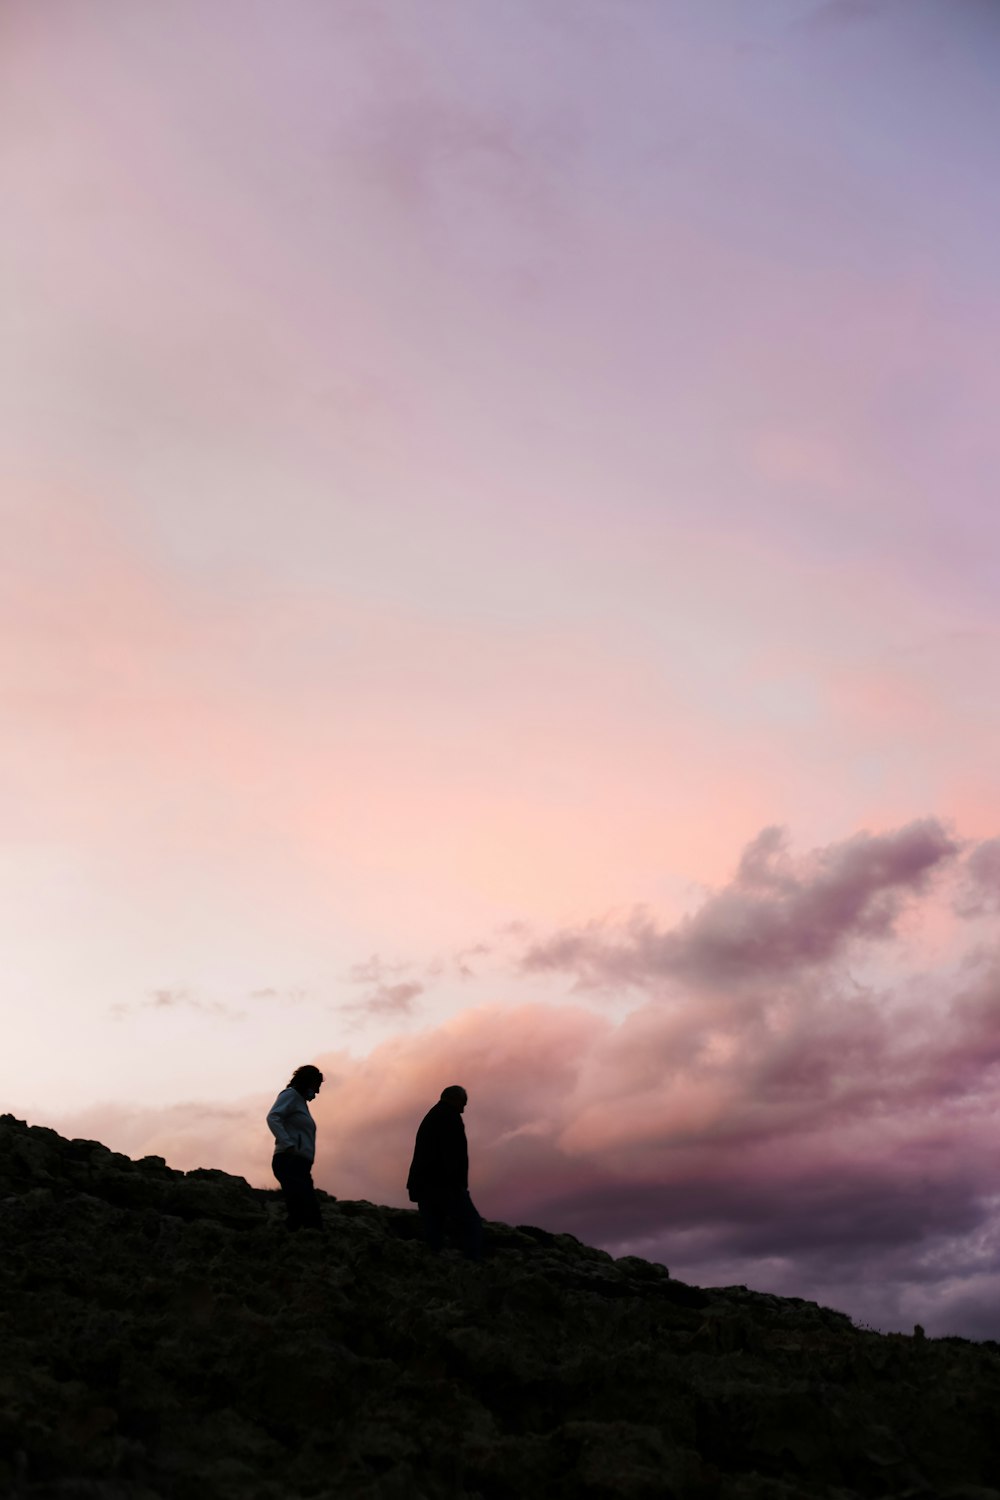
[2,1115,1000,1500]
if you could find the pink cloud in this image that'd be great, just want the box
[46,942,1000,1344]
[41,822,1000,1337]
[42,1098,271,1185]
[522,819,959,989]
[340,981,425,1021]
[301,824,998,1337]
[110,988,245,1022]
[955,838,1000,918]
[5,0,1000,1346]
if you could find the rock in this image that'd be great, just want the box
[2,1113,1000,1498]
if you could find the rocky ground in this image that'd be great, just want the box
[3,1115,1000,1499]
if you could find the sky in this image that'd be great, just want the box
[3,0,1000,1338]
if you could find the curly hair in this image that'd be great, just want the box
[288,1064,324,1093]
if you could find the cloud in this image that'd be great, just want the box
[425,942,493,981]
[111,988,244,1021]
[341,981,425,1019]
[955,838,1000,918]
[247,986,308,1005]
[340,953,424,1020]
[346,955,409,986]
[51,821,1000,1339]
[150,988,191,1009]
[304,822,998,1336]
[522,819,959,990]
[41,1098,268,1183]
[69,960,1000,1338]
[302,941,1000,1337]
[451,941,492,979]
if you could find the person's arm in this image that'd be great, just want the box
[407,1113,433,1197]
[443,1114,469,1190]
[266,1089,298,1153]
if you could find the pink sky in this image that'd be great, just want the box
[3,0,1000,1337]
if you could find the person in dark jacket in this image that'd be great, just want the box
[406,1085,482,1259]
[267,1064,324,1231]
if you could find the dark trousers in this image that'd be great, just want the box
[418,1190,482,1260]
[272,1153,323,1231]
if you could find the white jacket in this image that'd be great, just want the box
[266,1088,317,1162]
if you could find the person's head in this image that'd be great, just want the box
[288,1064,324,1100]
[440,1085,468,1113]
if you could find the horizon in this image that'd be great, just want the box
[4,0,1000,1340]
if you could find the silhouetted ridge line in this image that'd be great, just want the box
[3,1114,1000,1499]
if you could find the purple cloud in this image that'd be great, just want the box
[340,981,424,1019]
[955,838,1000,917]
[522,820,959,990]
[79,820,1000,1340]
[340,951,425,1019]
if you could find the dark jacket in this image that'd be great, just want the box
[406,1100,468,1203]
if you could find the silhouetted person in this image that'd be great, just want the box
[406,1085,482,1259]
[267,1064,324,1231]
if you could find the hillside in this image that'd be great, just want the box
[2,1114,999,1499]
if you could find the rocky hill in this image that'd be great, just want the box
[2,1114,1000,1500]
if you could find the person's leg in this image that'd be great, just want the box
[273,1154,322,1231]
[295,1159,323,1230]
[272,1152,299,1229]
[418,1198,446,1251]
[456,1190,483,1261]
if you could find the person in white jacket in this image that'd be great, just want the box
[266,1064,324,1231]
